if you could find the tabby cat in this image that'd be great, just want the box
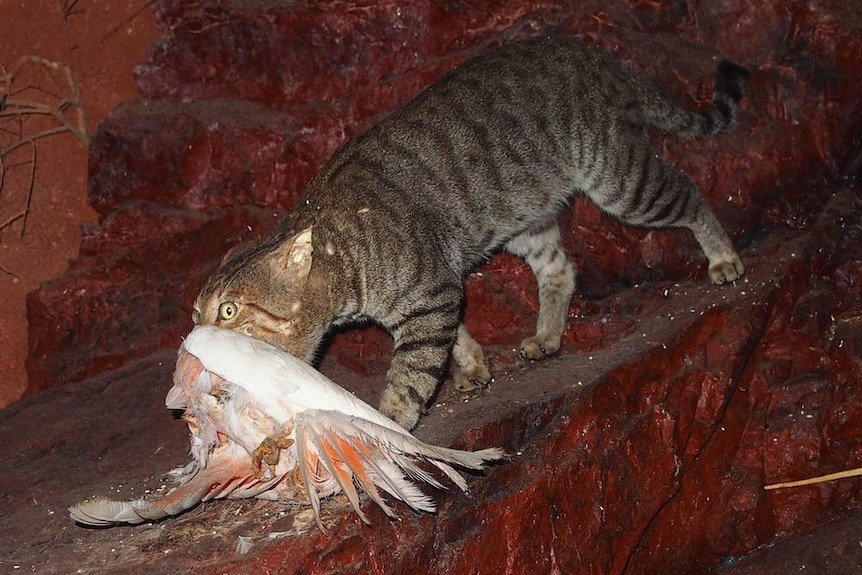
[194,35,749,430]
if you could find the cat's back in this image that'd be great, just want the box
[311,35,636,203]
[321,36,635,165]
[300,36,654,270]
[427,35,637,104]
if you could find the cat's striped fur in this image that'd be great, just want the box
[194,36,749,430]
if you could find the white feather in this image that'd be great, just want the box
[70,326,505,530]
[182,326,406,433]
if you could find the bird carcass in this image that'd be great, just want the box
[69,326,505,531]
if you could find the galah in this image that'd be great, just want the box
[69,326,505,531]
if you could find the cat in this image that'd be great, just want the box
[193,35,749,430]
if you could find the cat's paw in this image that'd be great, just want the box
[708,255,744,284]
[379,390,422,430]
[453,362,492,392]
[519,336,560,361]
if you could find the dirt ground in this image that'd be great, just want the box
[0,0,160,407]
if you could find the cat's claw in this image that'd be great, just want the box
[453,360,492,391]
[454,374,489,392]
[518,337,559,361]
[708,255,745,285]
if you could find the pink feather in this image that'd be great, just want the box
[70,326,505,531]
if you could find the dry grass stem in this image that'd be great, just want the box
[0,0,89,248]
[765,467,862,490]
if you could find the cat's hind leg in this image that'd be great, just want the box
[451,323,491,391]
[505,223,576,360]
[626,166,742,284]
[585,137,743,285]
[686,205,744,284]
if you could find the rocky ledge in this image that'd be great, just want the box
[3,0,861,573]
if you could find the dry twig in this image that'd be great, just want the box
[764,467,862,490]
[0,0,90,240]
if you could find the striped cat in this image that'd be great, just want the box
[194,35,749,430]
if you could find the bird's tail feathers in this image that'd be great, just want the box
[295,410,505,532]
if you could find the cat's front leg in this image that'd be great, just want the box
[379,289,462,430]
[451,323,491,391]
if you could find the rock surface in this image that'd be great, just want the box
[0,0,159,408]
[4,186,861,573]
[5,0,861,573]
[26,0,862,393]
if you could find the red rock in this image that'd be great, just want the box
[31,0,861,392]
[25,205,280,394]
[11,0,862,573]
[87,99,302,215]
[5,188,861,572]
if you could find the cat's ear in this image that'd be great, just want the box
[270,226,313,278]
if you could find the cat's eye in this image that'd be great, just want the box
[218,302,239,321]
[191,308,201,324]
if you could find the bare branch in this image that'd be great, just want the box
[0,261,19,280]
[0,1,90,256]
[1,101,89,145]
[101,0,157,43]
[0,0,100,281]
[60,0,89,141]
[0,210,26,233]
[0,140,5,195]
[1,126,72,157]
[20,140,37,238]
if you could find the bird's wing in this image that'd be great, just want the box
[181,326,408,433]
[69,442,286,527]
[293,409,505,532]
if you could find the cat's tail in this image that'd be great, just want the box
[639,60,750,139]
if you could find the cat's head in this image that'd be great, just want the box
[193,226,328,361]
